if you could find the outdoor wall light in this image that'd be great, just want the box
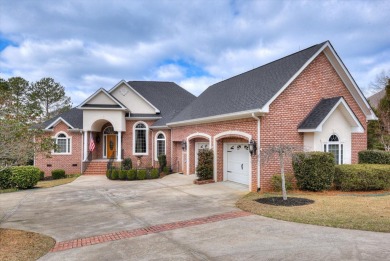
[249,139,257,156]
[181,140,187,151]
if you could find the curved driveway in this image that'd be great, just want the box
[0,174,389,260]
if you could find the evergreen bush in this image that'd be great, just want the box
[119,170,127,180]
[52,169,66,179]
[122,158,132,170]
[271,173,294,192]
[196,148,213,180]
[358,150,390,164]
[150,168,159,179]
[158,154,167,173]
[137,169,146,180]
[127,169,137,180]
[0,168,14,189]
[9,166,40,189]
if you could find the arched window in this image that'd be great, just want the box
[155,132,166,160]
[54,132,71,154]
[323,134,343,164]
[134,122,148,154]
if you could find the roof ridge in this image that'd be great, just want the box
[128,80,175,84]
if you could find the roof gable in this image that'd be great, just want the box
[78,88,127,110]
[38,107,83,130]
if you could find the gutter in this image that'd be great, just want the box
[251,113,261,192]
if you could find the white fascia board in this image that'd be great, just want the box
[109,80,161,113]
[167,109,264,127]
[125,116,162,120]
[79,107,128,111]
[45,117,74,129]
[77,88,127,109]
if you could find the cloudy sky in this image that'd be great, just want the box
[0,0,389,106]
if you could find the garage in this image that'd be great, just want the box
[225,143,250,185]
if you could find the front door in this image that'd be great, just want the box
[106,135,117,159]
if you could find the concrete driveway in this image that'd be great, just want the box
[0,174,389,261]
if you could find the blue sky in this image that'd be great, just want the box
[0,0,389,106]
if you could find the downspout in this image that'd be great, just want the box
[251,113,261,192]
[151,129,154,168]
[80,130,83,174]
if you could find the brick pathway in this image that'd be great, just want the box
[50,211,252,252]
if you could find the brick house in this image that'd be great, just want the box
[35,41,376,191]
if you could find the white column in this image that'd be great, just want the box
[117,131,122,161]
[83,131,88,161]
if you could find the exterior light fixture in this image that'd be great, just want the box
[248,139,256,155]
[181,140,187,151]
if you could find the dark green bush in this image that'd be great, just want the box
[137,169,146,180]
[127,169,137,180]
[163,166,170,174]
[293,152,335,191]
[119,170,127,180]
[111,169,119,180]
[122,158,132,170]
[196,148,213,180]
[39,171,45,180]
[106,169,111,179]
[150,168,159,179]
[9,166,40,189]
[334,164,390,191]
[271,173,294,192]
[158,154,167,173]
[358,150,390,164]
[0,168,14,189]
[52,169,66,179]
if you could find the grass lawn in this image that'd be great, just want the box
[237,191,390,233]
[0,228,55,261]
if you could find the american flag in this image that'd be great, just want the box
[89,133,96,152]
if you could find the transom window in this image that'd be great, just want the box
[324,134,343,164]
[54,133,71,154]
[134,122,147,154]
[156,133,166,160]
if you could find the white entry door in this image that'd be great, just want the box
[225,143,249,185]
[195,142,209,171]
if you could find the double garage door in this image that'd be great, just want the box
[225,143,249,185]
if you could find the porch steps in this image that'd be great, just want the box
[83,161,108,175]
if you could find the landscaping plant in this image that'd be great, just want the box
[196,148,213,180]
[150,168,159,179]
[358,150,390,164]
[137,169,147,180]
[158,154,167,173]
[0,168,14,189]
[271,173,294,192]
[9,166,40,189]
[127,169,137,180]
[51,169,66,179]
[119,170,127,180]
[122,158,132,170]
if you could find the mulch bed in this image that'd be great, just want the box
[256,197,315,207]
[193,179,215,185]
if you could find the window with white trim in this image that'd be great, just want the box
[323,134,343,164]
[134,122,147,154]
[156,132,166,160]
[54,133,71,154]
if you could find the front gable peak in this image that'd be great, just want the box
[77,88,127,110]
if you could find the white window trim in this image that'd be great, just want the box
[323,134,344,165]
[52,131,72,155]
[155,131,166,161]
[133,121,149,155]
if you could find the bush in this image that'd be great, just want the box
[106,169,111,179]
[271,173,294,192]
[52,169,66,180]
[9,166,40,189]
[293,152,335,191]
[127,169,137,180]
[122,158,132,170]
[158,154,167,173]
[0,168,14,189]
[358,150,390,164]
[39,171,45,180]
[163,166,170,174]
[196,148,213,180]
[150,168,159,179]
[137,169,147,180]
[111,169,119,180]
[119,170,127,180]
[334,164,390,191]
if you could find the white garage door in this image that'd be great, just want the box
[225,143,249,185]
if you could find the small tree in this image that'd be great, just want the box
[377,79,390,151]
[196,148,213,180]
[263,144,301,200]
[158,154,167,173]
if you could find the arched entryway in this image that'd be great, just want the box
[103,126,118,159]
[186,133,212,175]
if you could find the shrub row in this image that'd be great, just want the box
[334,164,390,191]
[358,150,390,164]
[0,166,41,189]
[106,168,160,181]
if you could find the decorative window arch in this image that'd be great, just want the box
[133,121,148,155]
[323,134,343,164]
[53,132,71,154]
[155,132,166,160]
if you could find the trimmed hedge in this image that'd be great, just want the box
[137,170,146,180]
[119,170,127,180]
[0,168,14,189]
[127,169,137,180]
[52,169,66,179]
[334,164,390,191]
[293,152,335,191]
[163,166,170,174]
[271,173,294,192]
[39,171,45,180]
[111,169,119,180]
[196,149,213,180]
[358,150,390,164]
[150,168,159,179]
[9,166,40,189]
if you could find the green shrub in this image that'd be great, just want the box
[52,169,66,179]
[119,170,127,180]
[122,158,132,170]
[9,166,40,189]
[0,168,14,189]
[358,150,390,164]
[158,154,167,173]
[271,173,294,192]
[111,169,119,180]
[334,164,390,191]
[163,166,170,174]
[150,168,159,179]
[39,171,45,180]
[106,169,111,179]
[293,152,335,191]
[127,169,137,180]
[196,148,213,180]
[137,169,147,180]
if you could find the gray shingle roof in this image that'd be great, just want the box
[128,81,196,126]
[170,41,327,123]
[39,107,83,129]
[298,97,342,130]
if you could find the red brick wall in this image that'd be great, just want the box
[34,122,83,177]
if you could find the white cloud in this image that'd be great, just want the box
[179,76,219,96]
[156,64,185,80]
